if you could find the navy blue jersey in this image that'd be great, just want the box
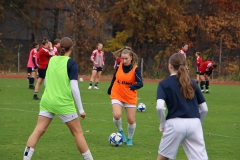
[67,59,78,80]
[157,75,205,120]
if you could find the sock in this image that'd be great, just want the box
[28,75,31,86]
[82,150,93,160]
[113,118,123,131]
[128,123,136,139]
[94,82,98,87]
[33,92,38,97]
[200,81,205,90]
[89,81,92,86]
[205,80,209,89]
[23,147,34,160]
[30,77,34,87]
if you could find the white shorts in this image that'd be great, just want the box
[39,111,78,123]
[158,118,208,160]
[111,99,136,108]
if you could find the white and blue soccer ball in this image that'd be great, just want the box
[137,103,146,112]
[108,132,123,146]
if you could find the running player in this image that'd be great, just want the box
[33,37,57,100]
[195,52,202,84]
[23,37,93,160]
[88,43,105,89]
[107,46,143,146]
[199,60,217,93]
[156,53,208,160]
[27,42,39,89]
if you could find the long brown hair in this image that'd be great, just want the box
[112,46,138,66]
[169,53,195,99]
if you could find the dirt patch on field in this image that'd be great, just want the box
[0,73,239,85]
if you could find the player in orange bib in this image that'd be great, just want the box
[108,46,143,146]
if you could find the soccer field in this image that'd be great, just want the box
[0,78,239,160]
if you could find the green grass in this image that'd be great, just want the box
[0,78,239,160]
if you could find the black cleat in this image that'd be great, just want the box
[33,96,41,100]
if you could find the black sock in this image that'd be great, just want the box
[89,81,92,86]
[30,77,34,86]
[95,82,98,87]
[33,92,38,97]
[200,81,205,90]
[205,80,209,89]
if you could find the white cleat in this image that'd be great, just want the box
[94,86,99,89]
[88,86,92,89]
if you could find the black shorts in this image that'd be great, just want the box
[199,71,212,76]
[93,66,103,72]
[27,67,36,73]
[38,68,46,79]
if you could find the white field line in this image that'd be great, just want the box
[1,107,239,140]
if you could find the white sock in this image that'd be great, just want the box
[82,149,93,160]
[128,123,136,139]
[113,118,123,131]
[23,147,34,160]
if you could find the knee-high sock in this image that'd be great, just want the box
[128,123,136,139]
[23,147,34,160]
[82,150,93,160]
[113,118,123,131]
[200,81,205,90]
[205,80,209,89]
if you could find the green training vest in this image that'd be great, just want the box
[40,56,76,114]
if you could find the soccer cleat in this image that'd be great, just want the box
[88,86,92,89]
[201,90,205,93]
[119,130,127,143]
[94,86,99,89]
[127,138,133,146]
[205,90,209,93]
[33,96,41,100]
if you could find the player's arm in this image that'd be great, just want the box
[199,102,208,123]
[156,99,166,132]
[68,59,85,119]
[129,67,143,90]
[107,66,118,95]
[156,83,167,132]
[90,52,97,64]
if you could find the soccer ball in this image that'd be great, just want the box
[108,132,123,146]
[137,103,146,112]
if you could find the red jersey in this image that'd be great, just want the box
[199,60,214,73]
[178,49,186,58]
[90,49,105,68]
[53,45,59,55]
[38,47,57,69]
[196,56,202,68]
[27,48,37,68]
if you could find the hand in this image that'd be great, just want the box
[80,112,86,120]
[48,42,52,49]
[93,61,98,65]
[159,127,164,132]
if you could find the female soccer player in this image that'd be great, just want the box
[33,37,57,100]
[27,42,39,89]
[107,46,143,146]
[113,56,121,69]
[88,43,105,89]
[178,42,188,58]
[156,53,208,160]
[23,37,93,160]
[199,60,217,93]
[195,52,202,84]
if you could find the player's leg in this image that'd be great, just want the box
[30,69,36,89]
[27,68,34,89]
[181,118,208,160]
[125,106,136,146]
[88,68,97,89]
[33,68,45,100]
[65,116,93,160]
[157,155,169,160]
[23,113,53,160]
[111,99,127,142]
[94,69,102,89]
[196,68,200,84]
[205,72,211,93]
[199,72,205,93]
